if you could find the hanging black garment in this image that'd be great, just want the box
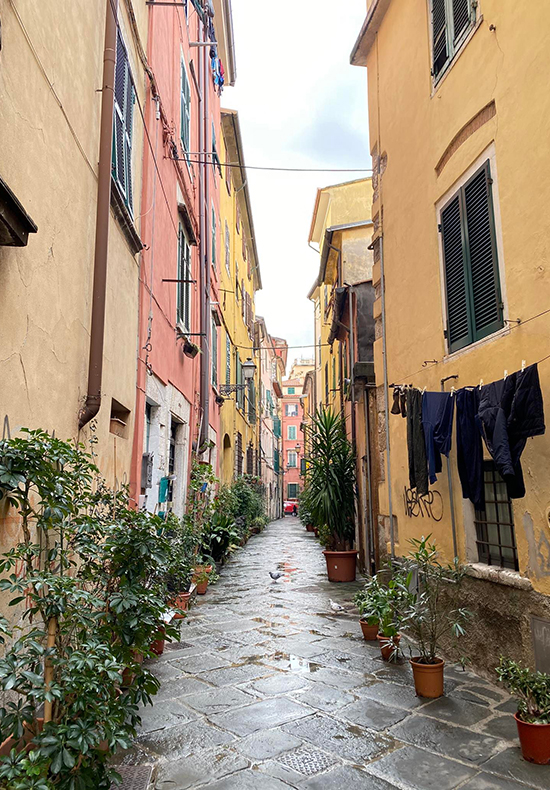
[455,388,484,509]
[477,364,545,499]
[422,392,455,485]
[407,388,428,496]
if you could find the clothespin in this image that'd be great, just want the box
[450,386,456,397]
[521,360,526,371]
[479,379,484,390]
[504,370,508,380]
[422,386,427,394]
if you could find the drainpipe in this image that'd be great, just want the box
[379,235,395,559]
[79,0,118,429]
[441,374,459,558]
[199,22,211,448]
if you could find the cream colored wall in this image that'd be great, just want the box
[0,2,147,497]
[366,0,550,593]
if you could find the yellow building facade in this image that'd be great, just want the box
[352,0,550,667]
[218,110,262,483]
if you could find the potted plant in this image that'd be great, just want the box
[496,657,550,764]
[354,584,380,641]
[401,536,470,698]
[304,408,357,582]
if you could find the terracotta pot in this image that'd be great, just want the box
[323,550,358,582]
[410,657,445,698]
[377,633,401,662]
[314,527,319,537]
[0,718,44,757]
[306,524,315,533]
[515,713,550,764]
[360,620,379,641]
[170,591,191,619]
[196,579,209,595]
[150,626,166,656]
[122,649,143,687]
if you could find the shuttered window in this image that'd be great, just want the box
[177,224,191,333]
[431,0,474,80]
[441,160,503,353]
[248,380,256,424]
[211,205,217,267]
[211,316,218,387]
[180,60,191,156]
[225,334,231,385]
[224,220,230,274]
[112,33,135,214]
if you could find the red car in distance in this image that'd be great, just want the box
[284,500,298,516]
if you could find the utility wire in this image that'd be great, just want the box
[171,156,373,173]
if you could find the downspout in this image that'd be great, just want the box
[79,0,118,429]
[380,235,394,559]
[364,387,375,573]
[200,25,211,448]
[349,288,363,568]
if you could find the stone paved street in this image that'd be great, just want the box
[121,518,548,789]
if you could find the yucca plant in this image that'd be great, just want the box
[304,407,356,551]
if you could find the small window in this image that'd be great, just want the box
[177,223,192,333]
[287,387,295,395]
[288,483,299,499]
[224,220,230,274]
[300,458,306,475]
[288,425,297,441]
[110,398,131,438]
[211,316,218,387]
[474,461,518,571]
[211,205,217,267]
[285,404,298,417]
[440,160,503,353]
[248,380,256,424]
[180,59,191,157]
[287,451,297,468]
[235,432,243,476]
[225,334,231,385]
[112,33,135,214]
[431,0,475,81]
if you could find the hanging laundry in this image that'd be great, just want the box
[422,391,455,485]
[478,363,545,498]
[391,386,407,417]
[407,388,428,496]
[455,387,484,509]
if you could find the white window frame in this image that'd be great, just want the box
[287,451,297,469]
[287,425,297,441]
[429,0,479,88]
[180,56,191,159]
[176,222,192,334]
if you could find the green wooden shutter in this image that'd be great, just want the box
[112,33,134,213]
[225,335,231,384]
[180,62,191,153]
[177,227,183,325]
[441,194,471,352]
[452,0,471,43]
[432,0,449,77]
[463,162,502,341]
[211,317,217,386]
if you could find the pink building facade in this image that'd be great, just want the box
[281,377,304,503]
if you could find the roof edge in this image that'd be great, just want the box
[350,0,392,67]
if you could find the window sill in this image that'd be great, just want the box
[444,324,510,362]
[110,179,143,256]
[431,16,484,96]
[466,563,532,590]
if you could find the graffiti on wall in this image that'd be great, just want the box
[403,487,443,522]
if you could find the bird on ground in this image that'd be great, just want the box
[269,571,284,581]
[329,599,345,613]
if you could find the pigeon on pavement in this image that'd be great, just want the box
[329,599,345,613]
[269,571,284,581]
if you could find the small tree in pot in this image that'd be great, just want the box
[305,408,357,582]
[401,536,470,698]
[496,657,550,764]
[355,571,412,659]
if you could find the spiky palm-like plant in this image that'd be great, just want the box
[304,407,356,551]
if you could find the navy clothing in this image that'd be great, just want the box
[407,388,428,496]
[478,364,545,499]
[422,392,455,485]
[455,388,484,509]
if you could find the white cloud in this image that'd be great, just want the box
[224,0,370,358]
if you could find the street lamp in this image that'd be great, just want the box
[242,358,256,381]
[219,357,257,395]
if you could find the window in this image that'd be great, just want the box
[287,451,297,468]
[287,425,297,441]
[287,387,295,395]
[248,380,256,424]
[285,404,298,417]
[226,334,231,385]
[474,461,518,571]
[212,122,221,177]
[211,316,218,387]
[288,483,299,499]
[241,279,245,318]
[325,363,329,403]
[440,160,503,353]
[235,432,243,476]
[431,0,475,81]
[177,224,191,333]
[112,32,135,214]
[236,355,244,409]
[211,205,217,267]
[300,458,306,476]
[273,417,281,438]
[167,417,181,502]
[274,448,280,473]
[332,358,336,393]
[224,220,230,274]
[246,445,254,475]
[180,59,191,157]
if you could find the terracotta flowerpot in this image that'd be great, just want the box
[360,620,379,641]
[170,591,191,619]
[323,550,358,582]
[377,633,401,662]
[314,527,319,537]
[196,579,208,595]
[515,713,550,764]
[306,524,315,533]
[150,626,166,656]
[0,718,44,757]
[410,657,445,698]
[122,649,143,687]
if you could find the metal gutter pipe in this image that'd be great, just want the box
[199,17,211,448]
[379,235,394,558]
[441,374,459,558]
[79,0,118,429]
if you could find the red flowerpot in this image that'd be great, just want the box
[515,713,550,764]
[306,524,315,532]
[170,591,191,619]
[0,718,44,757]
[360,620,379,641]
[377,633,401,662]
[410,657,445,698]
[196,579,208,595]
[150,626,166,656]
[323,550,358,582]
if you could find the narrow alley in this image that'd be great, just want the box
[120,519,545,790]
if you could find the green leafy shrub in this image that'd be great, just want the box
[497,658,550,724]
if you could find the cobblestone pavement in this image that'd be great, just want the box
[119,518,548,789]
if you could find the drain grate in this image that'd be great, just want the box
[277,748,336,776]
[111,764,153,790]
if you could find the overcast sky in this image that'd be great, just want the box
[224,0,371,370]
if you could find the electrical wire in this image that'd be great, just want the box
[171,156,373,173]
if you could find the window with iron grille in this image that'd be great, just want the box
[177,223,191,332]
[235,432,243,476]
[180,59,191,157]
[246,445,254,475]
[431,0,475,81]
[225,334,231,385]
[440,160,503,353]
[474,461,518,571]
[112,32,135,214]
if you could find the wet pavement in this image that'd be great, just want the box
[120,517,548,789]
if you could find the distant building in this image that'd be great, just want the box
[281,361,313,503]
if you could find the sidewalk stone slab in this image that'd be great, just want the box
[292,680,355,712]
[482,747,550,790]
[248,672,310,696]
[170,653,232,675]
[356,680,432,710]
[479,715,519,742]
[197,767,297,789]
[391,713,506,764]
[304,764,399,790]
[154,748,248,789]
[137,719,235,761]
[209,696,312,736]
[136,699,196,734]
[151,674,212,701]
[305,665,371,690]
[182,686,255,715]
[236,729,303,760]
[198,662,273,687]
[366,745,477,789]
[421,696,493,726]
[338,698,410,730]
[460,775,536,790]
